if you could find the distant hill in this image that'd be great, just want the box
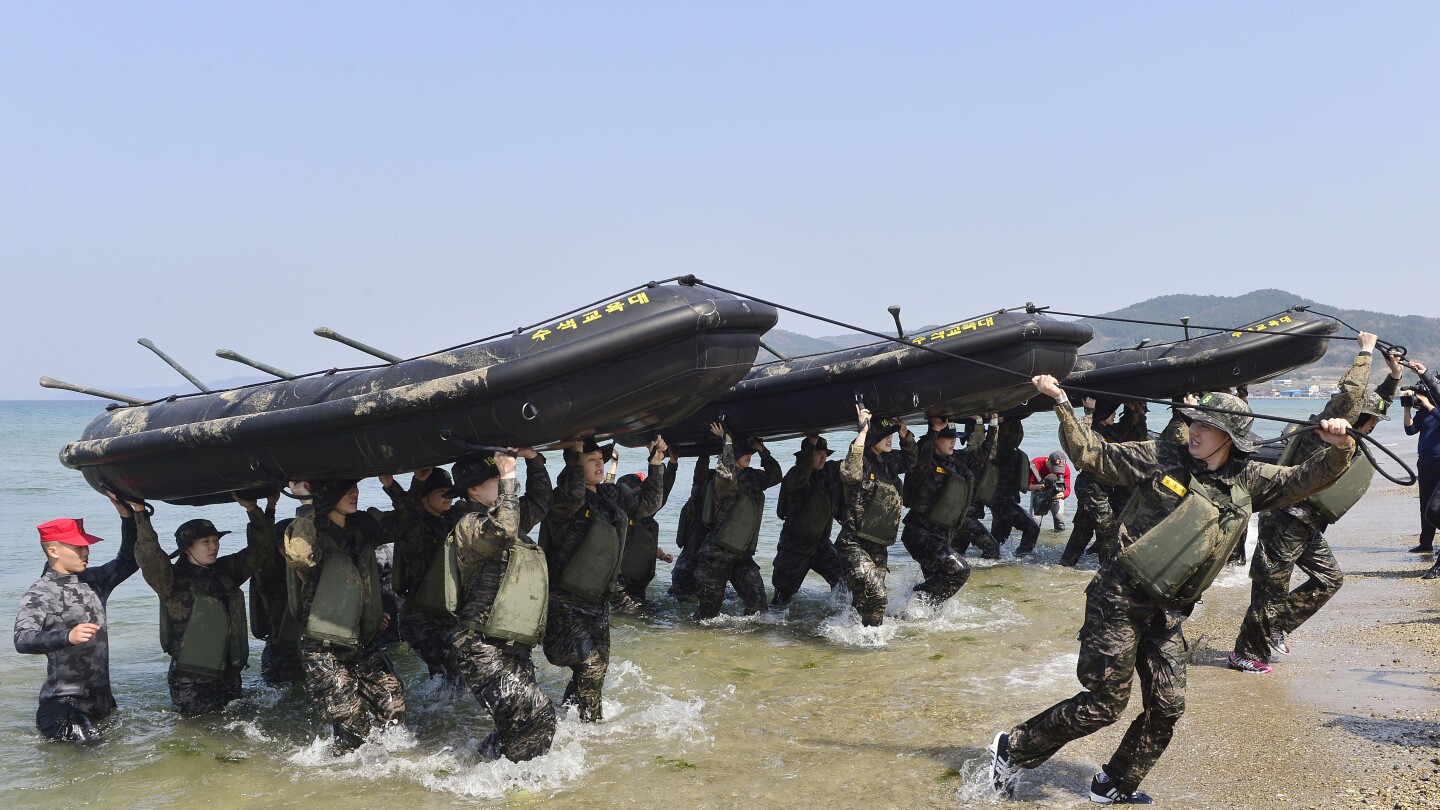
[1073,289,1440,370]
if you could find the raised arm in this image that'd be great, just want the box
[1319,334,1376,421]
[1035,376,1156,489]
[132,508,174,597]
[516,450,553,535]
[221,495,277,581]
[1246,419,1356,512]
[627,437,669,518]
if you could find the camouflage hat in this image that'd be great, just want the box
[1358,389,1392,423]
[796,436,836,457]
[174,518,230,550]
[1185,391,1257,453]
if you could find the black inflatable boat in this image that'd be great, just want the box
[1004,308,1339,418]
[636,309,1093,453]
[59,283,778,505]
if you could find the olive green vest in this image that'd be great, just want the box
[786,484,835,542]
[973,463,1000,506]
[711,491,765,555]
[854,477,902,546]
[1279,429,1371,524]
[471,540,549,646]
[410,538,461,620]
[160,575,248,679]
[922,466,973,531]
[619,518,658,583]
[291,533,383,649]
[555,514,624,604]
[1117,474,1251,608]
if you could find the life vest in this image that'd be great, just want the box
[160,574,248,679]
[853,472,902,546]
[973,464,1000,506]
[710,490,765,555]
[619,518,659,583]
[470,539,549,647]
[554,508,625,604]
[785,484,835,542]
[921,465,973,531]
[1116,472,1251,608]
[410,538,461,620]
[290,532,382,649]
[1277,420,1372,523]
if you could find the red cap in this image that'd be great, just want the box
[37,518,105,547]
[633,472,648,482]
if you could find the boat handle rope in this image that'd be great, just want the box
[682,276,1417,486]
[249,461,306,500]
[439,429,518,458]
[98,480,155,516]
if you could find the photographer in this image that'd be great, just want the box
[1402,360,1440,562]
[1028,451,1071,531]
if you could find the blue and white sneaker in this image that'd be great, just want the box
[1089,771,1153,804]
[989,731,1020,798]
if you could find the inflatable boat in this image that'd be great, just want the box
[60,283,778,505]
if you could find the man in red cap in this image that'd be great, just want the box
[13,493,141,741]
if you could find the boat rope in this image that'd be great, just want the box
[682,276,1416,485]
[1030,305,1407,359]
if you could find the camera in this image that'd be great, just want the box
[1401,389,1415,409]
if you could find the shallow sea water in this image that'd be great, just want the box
[0,398,1409,808]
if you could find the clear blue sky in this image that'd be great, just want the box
[3,3,1437,399]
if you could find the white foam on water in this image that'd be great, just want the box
[996,652,1079,691]
[696,609,788,629]
[953,753,1009,805]
[223,719,274,743]
[895,594,1028,636]
[817,606,899,647]
[590,659,710,745]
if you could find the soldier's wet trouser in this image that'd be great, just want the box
[299,640,407,755]
[668,540,700,600]
[36,697,105,742]
[543,591,610,722]
[900,519,971,605]
[1233,510,1344,661]
[953,515,1001,559]
[1008,567,1187,795]
[1418,464,1440,551]
[616,573,652,605]
[399,606,460,682]
[771,528,845,606]
[835,531,889,627]
[1061,477,1118,566]
[991,498,1040,555]
[261,637,304,686]
[168,662,243,717]
[452,629,557,762]
[693,540,767,620]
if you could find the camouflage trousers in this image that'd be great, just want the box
[835,531,889,627]
[991,499,1040,555]
[900,520,971,605]
[261,637,304,686]
[953,515,1001,559]
[400,606,460,682]
[668,540,701,599]
[543,590,610,722]
[1232,510,1343,661]
[168,662,243,717]
[1061,477,1118,566]
[452,630,557,762]
[693,540,767,620]
[1008,566,1188,795]
[299,640,407,755]
[770,527,844,606]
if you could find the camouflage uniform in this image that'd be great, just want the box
[693,442,783,619]
[450,474,557,762]
[135,506,274,716]
[541,449,664,721]
[285,497,410,754]
[954,503,1002,559]
[1006,399,1352,795]
[771,451,846,606]
[1233,351,1396,662]
[250,512,304,685]
[835,429,919,626]
[13,514,138,741]
[989,422,1041,555]
[667,455,711,600]
[900,424,997,605]
[1059,405,1160,566]
[615,460,678,605]
[393,505,461,680]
